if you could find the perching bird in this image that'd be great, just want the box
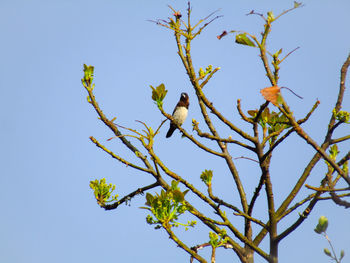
[166,92,189,138]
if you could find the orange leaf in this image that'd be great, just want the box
[260,86,281,106]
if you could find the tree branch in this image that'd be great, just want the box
[159,108,225,157]
[278,100,350,185]
[163,224,208,263]
[103,182,160,210]
[83,82,154,172]
[90,136,152,174]
[192,120,255,151]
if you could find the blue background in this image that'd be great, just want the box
[1,0,349,262]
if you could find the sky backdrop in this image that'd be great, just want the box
[1,0,350,262]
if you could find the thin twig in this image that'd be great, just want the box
[90,136,152,174]
[279,47,300,63]
[234,156,259,163]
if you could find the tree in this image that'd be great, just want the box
[81,3,349,263]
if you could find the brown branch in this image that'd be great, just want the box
[183,201,247,261]
[234,156,259,163]
[200,67,220,89]
[90,136,152,174]
[318,193,350,200]
[305,185,350,192]
[279,192,350,220]
[191,243,210,263]
[298,100,321,123]
[83,83,154,172]
[103,182,160,210]
[330,134,350,144]
[324,52,350,142]
[329,191,350,208]
[173,21,250,217]
[233,212,267,229]
[196,94,256,142]
[152,146,266,259]
[278,100,350,185]
[192,122,255,151]
[279,47,300,64]
[262,100,320,160]
[236,99,254,124]
[274,3,304,21]
[207,184,241,213]
[279,193,314,220]
[279,150,350,221]
[148,148,228,222]
[160,108,225,157]
[259,22,276,86]
[338,151,350,167]
[163,224,207,263]
[248,173,265,217]
[276,149,350,240]
[276,190,321,243]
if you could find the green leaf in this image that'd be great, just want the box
[340,250,345,260]
[314,216,328,234]
[324,248,332,257]
[145,192,154,206]
[173,189,184,203]
[205,65,213,74]
[150,83,168,107]
[334,110,350,123]
[171,180,179,190]
[329,144,340,160]
[267,11,275,22]
[273,48,283,58]
[209,232,219,247]
[235,34,256,47]
[198,67,205,78]
[294,1,302,8]
[247,110,258,117]
[200,169,213,186]
[276,93,284,105]
[261,107,270,121]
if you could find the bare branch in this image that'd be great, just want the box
[330,134,350,144]
[278,100,350,185]
[90,136,152,174]
[279,47,300,63]
[192,121,255,151]
[84,83,154,172]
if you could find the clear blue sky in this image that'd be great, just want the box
[1,0,349,262]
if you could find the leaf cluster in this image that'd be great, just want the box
[141,181,196,230]
[333,109,350,124]
[151,83,168,108]
[248,107,291,135]
[200,169,213,186]
[89,178,118,206]
[198,65,213,80]
[209,229,229,248]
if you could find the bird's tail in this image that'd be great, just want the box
[166,124,176,138]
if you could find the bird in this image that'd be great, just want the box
[166,92,189,138]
